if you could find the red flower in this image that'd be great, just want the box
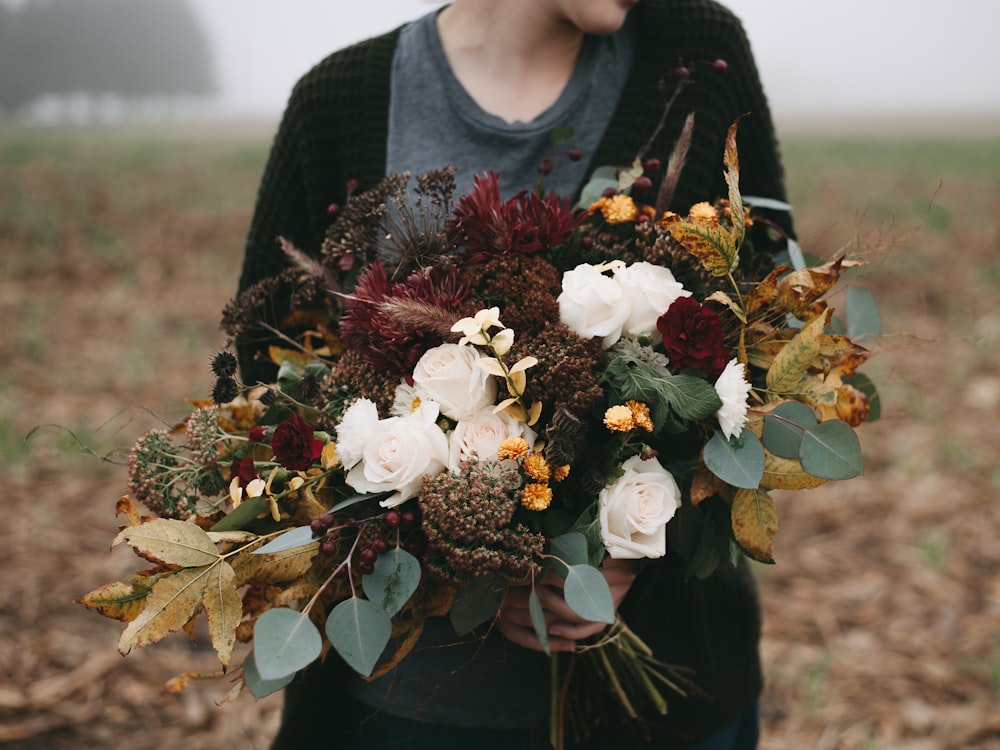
[248,425,268,443]
[230,456,259,488]
[445,171,582,261]
[656,296,730,380]
[271,412,323,471]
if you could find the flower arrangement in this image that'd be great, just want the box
[79,121,878,747]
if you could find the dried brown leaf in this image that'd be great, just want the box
[202,561,241,668]
[112,518,219,567]
[731,487,778,564]
[117,565,212,654]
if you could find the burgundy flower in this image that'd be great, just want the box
[656,296,730,380]
[445,171,582,261]
[248,425,268,443]
[230,456,259,488]
[339,259,470,377]
[271,412,323,471]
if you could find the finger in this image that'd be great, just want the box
[497,620,576,653]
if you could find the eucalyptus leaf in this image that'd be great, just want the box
[211,495,269,532]
[605,356,721,430]
[800,420,864,480]
[528,588,551,656]
[762,401,818,458]
[549,532,589,578]
[449,575,505,635]
[252,525,317,555]
[847,287,881,340]
[329,490,393,513]
[243,649,295,699]
[742,195,793,212]
[276,361,303,393]
[253,607,322,681]
[362,546,421,617]
[703,431,765,489]
[563,564,615,624]
[326,597,391,677]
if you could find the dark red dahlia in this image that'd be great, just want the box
[271,412,323,471]
[445,171,582,261]
[656,296,730,380]
[339,259,471,377]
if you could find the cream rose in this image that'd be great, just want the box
[614,261,690,340]
[598,454,680,559]
[447,408,537,473]
[558,263,631,349]
[344,402,450,508]
[412,343,498,422]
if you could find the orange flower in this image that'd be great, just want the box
[522,452,551,482]
[498,437,531,461]
[604,404,635,432]
[627,400,654,433]
[520,483,553,511]
[553,465,571,482]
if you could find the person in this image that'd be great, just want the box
[236,1,794,748]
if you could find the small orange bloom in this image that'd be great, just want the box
[522,452,551,482]
[520,483,553,511]
[604,404,635,432]
[498,437,531,461]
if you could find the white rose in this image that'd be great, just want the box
[412,343,498,422]
[614,261,690,341]
[345,402,450,508]
[598,454,680,559]
[447,408,537,473]
[335,398,380,469]
[558,263,631,349]
[714,358,752,439]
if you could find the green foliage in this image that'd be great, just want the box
[243,649,295,700]
[326,597,392,677]
[605,356,722,431]
[449,575,504,635]
[799,420,863,480]
[703,431,765,489]
[252,607,323,682]
[563,564,614,624]
[362,547,421,617]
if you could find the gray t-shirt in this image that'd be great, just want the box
[386,8,636,200]
[350,8,637,728]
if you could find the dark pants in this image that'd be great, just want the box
[298,694,759,750]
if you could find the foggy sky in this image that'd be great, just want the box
[192,0,1000,120]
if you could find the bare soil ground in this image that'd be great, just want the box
[1,121,998,749]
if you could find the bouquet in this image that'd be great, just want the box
[80,120,878,746]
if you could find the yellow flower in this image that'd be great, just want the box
[321,441,340,470]
[520,483,553,511]
[604,404,636,432]
[498,437,531,461]
[627,400,655,433]
[553,464,570,482]
[522,452,551,482]
[689,201,719,222]
[599,194,639,224]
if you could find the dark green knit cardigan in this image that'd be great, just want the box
[240,1,793,746]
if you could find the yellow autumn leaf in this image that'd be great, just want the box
[723,117,746,250]
[112,518,220,567]
[477,357,507,377]
[705,290,745,323]
[766,310,830,394]
[75,578,155,623]
[663,218,739,278]
[202,561,242,668]
[730,487,778,564]
[760,451,828,491]
[527,401,543,427]
[118,565,214,654]
[230,543,320,587]
[507,369,527,395]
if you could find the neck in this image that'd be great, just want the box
[436,0,586,122]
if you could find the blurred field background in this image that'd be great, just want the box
[1,118,999,750]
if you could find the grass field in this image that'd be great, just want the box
[1,118,999,749]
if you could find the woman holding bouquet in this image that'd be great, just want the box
[238,0,793,748]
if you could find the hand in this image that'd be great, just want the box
[497,557,637,653]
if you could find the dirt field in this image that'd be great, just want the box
[1,118,998,749]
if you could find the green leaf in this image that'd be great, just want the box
[549,532,589,577]
[578,166,620,208]
[846,287,881,340]
[563,564,614,624]
[326,597,391,677]
[277,362,303,393]
[362,546,420,617]
[528,588,551,656]
[449,575,505,635]
[762,401,818,458]
[605,357,721,430]
[703,431,765,489]
[800,420,864,480]
[252,525,317,555]
[211,495,269,532]
[550,124,575,147]
[253,607,323,681]
[243,649,295,699]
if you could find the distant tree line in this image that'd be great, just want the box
[0,0,215,113]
